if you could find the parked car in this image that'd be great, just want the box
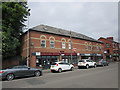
[50,62,74,73]
[0,65,42,81]
[96,59,109,66]
[78,59,97,69]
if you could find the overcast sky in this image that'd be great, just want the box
[27,1,118,42]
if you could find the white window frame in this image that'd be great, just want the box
[41,40,46,48]
[68,42,71,49]
[50,40,54,48]
[62,42,66,49]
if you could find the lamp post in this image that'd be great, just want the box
[27,9,31,67]
[70,30,72,64]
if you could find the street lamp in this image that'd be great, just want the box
[27,9,31,67]
[70,30,72,64]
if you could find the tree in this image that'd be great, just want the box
[2,2,30,59]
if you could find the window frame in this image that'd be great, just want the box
[50,40,55,48]
[41,40,46,48]
[62,42,66,49]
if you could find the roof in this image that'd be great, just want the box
[29,24,103,43]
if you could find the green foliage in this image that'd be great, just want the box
[2,2,30,59]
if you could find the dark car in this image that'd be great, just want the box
[96,59,109,66]
[0,65,42,81]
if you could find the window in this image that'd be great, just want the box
[68,42,71,49]
[85,43,88,50]
[89,43,92,51]
[50,40,54,48]
[62,42,66,49]
[96,45,99,50]
[106,43,110,48]
[41,40,46,48]
[100,46,102,51]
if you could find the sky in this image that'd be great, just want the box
[26,1,118,42]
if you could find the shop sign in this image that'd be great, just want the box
[96,54,102,56]
[84,54,91,56]
[36,52,41,56]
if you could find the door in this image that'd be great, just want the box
[89,60,94,66]
[64,63,70,70]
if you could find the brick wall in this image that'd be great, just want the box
[21,31,104,57]
[21,31,104,67]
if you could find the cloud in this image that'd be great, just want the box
[27,2,118,42]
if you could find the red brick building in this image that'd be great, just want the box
[21,25,104,69]
[98,37,120,61]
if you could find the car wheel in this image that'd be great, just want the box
[58,68,62,73]
[6,73,14,81]
[35,71,41,77]
[94,64,97,68]
[70,67,74,71]
[86,65,89,69]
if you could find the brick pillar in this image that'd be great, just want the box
[30,55,36,68]
[60,55,62,61]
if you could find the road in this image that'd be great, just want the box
[2,62,118,88]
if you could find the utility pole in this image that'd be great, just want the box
[70,30,72,64]
[27,9,31,67]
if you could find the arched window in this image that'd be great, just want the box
[85,42,88,50]
[96,44,99,50]
[49,36,55,48]
[68,39,72,49]
[40,35,47,48]
[61,38,66,49]
[89,43,92,51]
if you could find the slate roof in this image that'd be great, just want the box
[29,24,103,43]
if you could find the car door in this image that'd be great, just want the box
[59,63,65,70]
[64,63,70,70]
[11,66,26,77]
[86,60,91,66]
[22,67,34,76]
[88,60,93,66]
[90,60,95,66]
[18,66,29,76]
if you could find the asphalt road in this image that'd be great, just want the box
[2,62,118,88]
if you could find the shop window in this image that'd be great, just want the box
[50,40,54,48]
[62,42,66,49]
[41,40,46,48]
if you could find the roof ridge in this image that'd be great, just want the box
[30,24,103,43]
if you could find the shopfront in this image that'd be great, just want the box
[36,55,60,69]
[34,52,79,69]
[80,53,95,60]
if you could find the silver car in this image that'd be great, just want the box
[96,59,109,66]
[0,65,42,81]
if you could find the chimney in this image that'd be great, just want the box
[107,37,113,41]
